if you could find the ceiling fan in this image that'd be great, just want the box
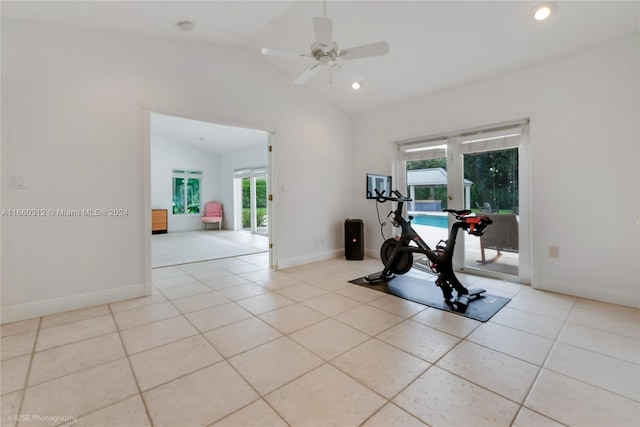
[261,4,389,86]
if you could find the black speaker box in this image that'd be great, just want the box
[344,219,364,260]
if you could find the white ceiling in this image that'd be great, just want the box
[3,1,638,149]
[150,113,268,155]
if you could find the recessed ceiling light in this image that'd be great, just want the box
[532,3,554,21]
[176,21,194,31]
[352,82,361,90]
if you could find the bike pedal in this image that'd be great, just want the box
[467,288,487,298]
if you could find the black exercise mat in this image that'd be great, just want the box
[350,272,510,322]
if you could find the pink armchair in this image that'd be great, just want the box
[200,202,223,230]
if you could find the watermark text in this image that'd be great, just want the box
[2,208,128,218]
[8,414,78,424]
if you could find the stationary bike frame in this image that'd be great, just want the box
[365,190,492,312]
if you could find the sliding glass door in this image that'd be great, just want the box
[396,122,529,283]
[235,168,268,235]
[241,176,251,232]
[405,156,450,246]
[462,148,519,276]
[254,174,268,236]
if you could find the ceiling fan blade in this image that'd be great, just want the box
[292,64,322,85]
[313,16,333,48]
[332,63,363,85]
[261,48,308,59]
[339,41,389,60]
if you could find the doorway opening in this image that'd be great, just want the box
[147,111,274,270]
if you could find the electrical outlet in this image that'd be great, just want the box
[549,246,559,258]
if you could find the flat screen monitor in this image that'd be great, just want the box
[366,173,392,199]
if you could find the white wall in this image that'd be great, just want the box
[353,35,640,308]
[150,134,220,232]
[1,19,353,322]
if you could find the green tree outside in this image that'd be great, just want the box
[407,148,518,212]
[242,178,268,228]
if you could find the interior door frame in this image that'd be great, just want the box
[143,107,277,297]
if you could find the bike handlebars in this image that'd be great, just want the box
[374,189,412,203]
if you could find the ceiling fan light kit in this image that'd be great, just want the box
[261,11,389,87]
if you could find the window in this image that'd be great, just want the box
[172,169,202,214]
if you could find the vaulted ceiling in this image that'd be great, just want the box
[3,1,638,116]
[0,0,640,152]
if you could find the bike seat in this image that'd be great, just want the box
[444,209,472,216]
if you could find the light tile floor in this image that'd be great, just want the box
[2,254,639,427]
[152,230,269,268]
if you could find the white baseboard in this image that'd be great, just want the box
[277,249,343,270]
[533,279,640,309]
[0,283,147,324]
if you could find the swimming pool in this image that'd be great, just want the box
[411,213,448,229]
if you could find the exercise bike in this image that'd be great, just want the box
[365,189,493,313]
